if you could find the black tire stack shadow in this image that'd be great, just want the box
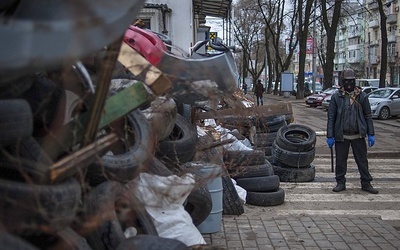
[271,124,317,182]
[224,150,285,207]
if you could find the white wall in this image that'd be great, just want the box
[144,1,194,55]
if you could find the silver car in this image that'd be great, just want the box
[368,87,400,120]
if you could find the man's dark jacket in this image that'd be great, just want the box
[327,90,375,142]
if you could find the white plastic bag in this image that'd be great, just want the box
[127,173,206,246]
[231,178,247,204]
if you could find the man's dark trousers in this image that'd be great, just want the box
[334,138,373,185]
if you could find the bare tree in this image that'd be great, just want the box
[295,0,314,98]
[320,0,342,89]
[258,0,299,95]
[377,0,388,88]
[232,0,266,89]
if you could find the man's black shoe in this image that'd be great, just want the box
[332,184,346,192]
[362,185,379,194]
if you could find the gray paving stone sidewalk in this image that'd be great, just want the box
[203,214,400,249]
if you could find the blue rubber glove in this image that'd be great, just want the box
[326,137,335,148]
[368,135,375,147]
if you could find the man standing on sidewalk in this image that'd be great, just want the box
[255,79,264,106]
[326,69,378,194]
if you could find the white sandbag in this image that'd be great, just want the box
[127,173,206,246]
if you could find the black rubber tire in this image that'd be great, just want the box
[223,150,265,167]
[254,115,286,133]
[378,106,390,120]
[275,124,316,152]
[116,235,188,250]
[184,187,212,226]
[273,164,316,182]
[1,137,52,184]
[271,140,315,168]
[222,175,244,216]
[227,161,274,179]
[141,96,177,142]
[156,114,197,166]
[253,132,277,147]
[0,177,81,235]
[75,181,158,250]
[87,109,155,184]
[191,133,224,166]
[0,99,32,147]
[0,232,39,250]
[236,174,280,192]
[246,188,285,207]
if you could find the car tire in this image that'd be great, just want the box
[0,232,39,250]
[271,140,315,168]
[273,164,316,182]
[275,124,316,152]
[0,177,81,235]
[227,161,274,179]
[223,150,266,167]
[156,114,198,167]
[141,96,177,142]
[87,109,155,184]
[378,106,390,120]
[184,187,212,226]
[0,99,33,147]
[236,174,280,192]
[246,188,285,207]
[222,175,244,216]
[1,137,53,184]
[253,132,277,147]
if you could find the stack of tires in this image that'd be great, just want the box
[271,124,317,182]
[252,114,288,158]
[224,150,285,207]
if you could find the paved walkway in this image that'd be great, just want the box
[203,214,400,249]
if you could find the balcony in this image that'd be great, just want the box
[348,57,361,64]
[370,40,379,46]
[370,56,380,64]
[348,32,361,38]
[338,58,346,64]
[369,19,379,28]
[388,33,397,43]
[387,13,397,24]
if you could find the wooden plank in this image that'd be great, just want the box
[49,133,119,184]
[194,102,293,120]
[118,43,172,96]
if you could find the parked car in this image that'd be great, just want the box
[292,81,323,97]
[305,87,338,107]
[368,87,400,120]
[361,86,378,95]
[322,86,379,110]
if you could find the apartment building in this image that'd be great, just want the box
[334,0,400,86]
